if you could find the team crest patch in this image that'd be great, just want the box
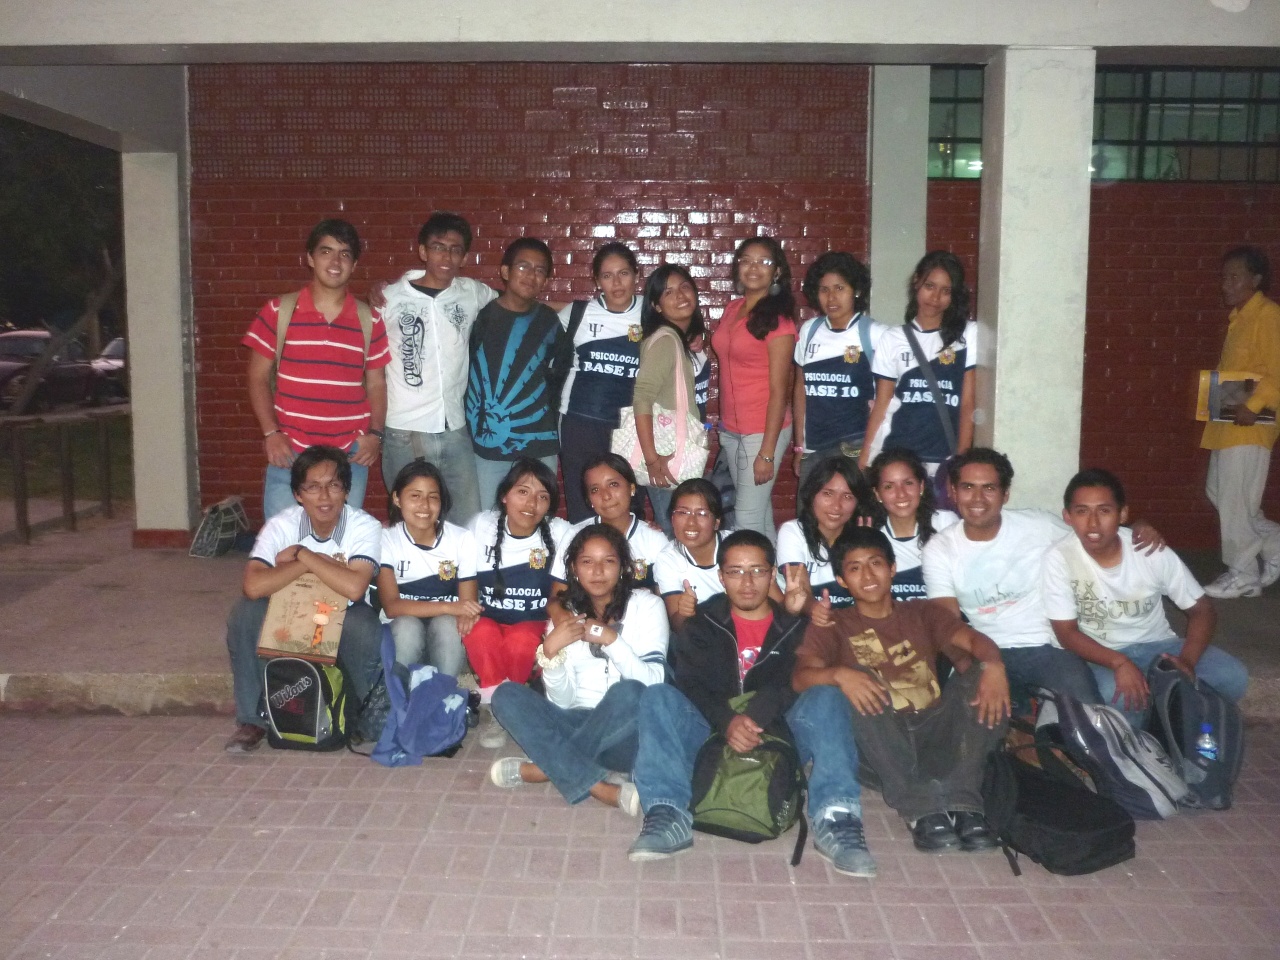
[529,548,547,570]
[938,347,956,365]
[438,560,456,581]
[843,345,861,364]
[633,559,649,581]
[627,324,643,342]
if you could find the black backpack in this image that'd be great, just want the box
[263,657,349,751]
[1146,658,1244,811]
[982,744,1136,876]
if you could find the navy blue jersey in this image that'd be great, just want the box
[467,510,572,625]
[795,315,889,452]
[558,297,644,426]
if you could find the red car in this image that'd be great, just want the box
[0,329,106,412]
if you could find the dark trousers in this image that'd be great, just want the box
[560,412,649,523]
[849,663,1007,822]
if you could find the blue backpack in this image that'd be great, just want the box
[369,627,468,767]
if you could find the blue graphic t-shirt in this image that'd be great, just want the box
[794,314,888,452]
[467,301,571,461]
[559,296,644,426]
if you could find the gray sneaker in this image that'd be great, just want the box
[813,813,877,878]
[477,707,508,749]
[627,804,693,861]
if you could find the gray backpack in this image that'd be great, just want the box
[1146,658,1244,810]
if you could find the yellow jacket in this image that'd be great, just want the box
[1202,291,1280,451]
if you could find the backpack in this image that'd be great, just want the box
[982,744,1136,876]
[275,291,374,363]
[1035,690,1189,820]
[369,627,468,767]
[1146,658,1245,811]
[262,657,349,751]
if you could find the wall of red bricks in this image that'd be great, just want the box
[189,63,872,526]
[928,180,1280,551]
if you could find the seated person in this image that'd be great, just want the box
[488,524,669,810]
[224,445,382,754]
[1043,468,1249,728]
[627,530,876,878]
[922,448,1161,708]
[868,447,959,601]
[376,459,481,675]
[795,528,1009,853]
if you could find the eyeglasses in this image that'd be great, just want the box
[426,241,466,257]
[299,480,345,496]
[672,508,713,520]
[722,566,773,581]
[512,261,550,279]
[738,257,774,268]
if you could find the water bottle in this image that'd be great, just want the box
[1195,723,1218,762]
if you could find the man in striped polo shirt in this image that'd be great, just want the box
[244,219,392,519]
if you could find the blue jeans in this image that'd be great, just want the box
[474,454,559,516]
[263,442,368,521]
[225,596,382,728]
[785,686,864,820]
[382,426,480,526]
[490,679,645,804]
[718,426,791,544]
[1000,644,1102,709]
[645,485,674,537]
[388,614,465,676]
[1089,636,1249,729]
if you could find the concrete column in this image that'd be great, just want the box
[869,65,930,325]
[976,46,1096,508]
[122,150,197,542]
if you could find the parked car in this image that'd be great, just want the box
[92,337,128,400]
[0,330,104,412]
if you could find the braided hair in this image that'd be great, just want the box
[490,458,560,599]
[868,447,938,546]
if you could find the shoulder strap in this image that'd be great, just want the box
[903,324,959,455]
[566,299,589,343]
[354,299,374,365]
[275,291,301,364]
[801,317,823,357]
[857,313,874,361]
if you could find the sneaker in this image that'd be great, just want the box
[477,707,508,749]
[1262,557,1280,589]
[813,813,877,877]
[489,756,529,788]
[1202,572,1262,599]
[953,811,998,852]
[911,812,962,852]
[224,723,266,755]
[627,804,693,861]
[618,782,642,817]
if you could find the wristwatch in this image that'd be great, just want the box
[588,623,605,638]
[367,428,385,441]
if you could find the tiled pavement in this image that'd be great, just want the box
[2,715,1278,960]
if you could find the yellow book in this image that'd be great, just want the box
[1197,370,1278,424]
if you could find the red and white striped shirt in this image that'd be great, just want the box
[242,288,391,452]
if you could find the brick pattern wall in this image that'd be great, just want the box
[189,63,872,525]
[928,180,1280,551]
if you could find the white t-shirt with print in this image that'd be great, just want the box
[652,531,733,601]
[250,504,382,607]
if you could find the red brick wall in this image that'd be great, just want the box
[189,63,872,525]
[928,180,1280,551]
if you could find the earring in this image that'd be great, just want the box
[768,281,782,297]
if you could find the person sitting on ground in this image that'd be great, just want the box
[627,530,876,878]
[794,527,1009,854]
[488,523,669,812]
[922,448,1164,709]
[1042,468,1249,729]
[868,447,959,601]
[224,445,383,754]
[376,458,481,675]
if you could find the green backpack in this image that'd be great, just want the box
[688,693,808,863]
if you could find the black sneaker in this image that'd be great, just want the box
[911,813,961,852]
[466,689,482,729]
[954,811,998,851]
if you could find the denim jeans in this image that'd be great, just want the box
[847,663,1007,822]
[388,614,465,676]
[1089,636,1249,729]
[474,454,560,516]
[632,683,710,822]
[382,426,481,526]
[490,679,645,804]
[1000,643,1102,709]
[718,425,791,543]
[645,485,674,537]
[225,596,382,727]
[263,442,368,521]
[786,685,864,820]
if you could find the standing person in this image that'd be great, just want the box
[868,447,959,601]
[558,242,645,522]
[861,251,976,475]
[465,459,572,747]
[466,238,573,510]
[378,213,497,525]
[1200,246,1280,599]
[633,263,710,532]
[792,253,889,488]
[243,219,390,519]
[223,445,383,754]
[376,459,481,675]
[710,236,798,541]
[489,523,669,812]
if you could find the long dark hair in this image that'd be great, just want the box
[868,447,939,547]
[387,458,451,538]
[730,235,796,340]
[796,457,879,563]
[490,458,559,599]
[556,523,634,626]
[641,263,707,352]
[905,250,970,349]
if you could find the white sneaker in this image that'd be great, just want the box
[1262,557,1280,588]
[489,756,528,788]
[1203,572,1262,599]
[618,782,642,817]
[477,707,509,749]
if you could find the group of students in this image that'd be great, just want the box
[228,212,1253,878]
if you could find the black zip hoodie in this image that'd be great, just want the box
[670,593,806,738]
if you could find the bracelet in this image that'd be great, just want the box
[264,429,283,439]
[534,643,567,670]
[791,444,805,453]
[756,453,774,463]
[367,428,384,441]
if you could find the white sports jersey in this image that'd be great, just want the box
[881,509,959,601]
[775,518,855,609]
[558,296,644,423]
[794,314,889,451]
[652,531,734,601]
[379,520,478,616]
[551,514,671,591]
[250,504,382,607]
[467,509,572,625]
